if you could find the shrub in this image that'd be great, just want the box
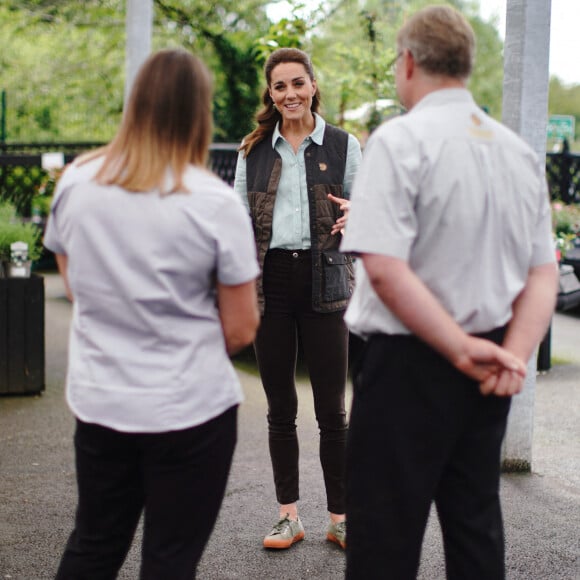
[0,201,43,263]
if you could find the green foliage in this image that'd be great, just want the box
[467,9,505,118]
[154,0,272,142]
[549,78,580,151]
[31,194,52,218]
[1,0,271,143]
[0,201,42,262]
[0,0,511,145]
[0,165,46,216]
[0,3,124,141]
[30,167,63,218]
[552,201,580,236]
[309,1,398,136]
[254,17,308,65]
[0,9,173,142]
[552,201,580,258]
[309,0,504,139]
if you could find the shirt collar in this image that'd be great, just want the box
[411,88,475,114]
[271,112,326,148]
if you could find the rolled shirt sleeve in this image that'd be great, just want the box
[233,151,250,213]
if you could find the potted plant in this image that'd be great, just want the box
[31,167,62,225]
[552,200,580,261]
[552,201,580,312]
[0,201,43,278]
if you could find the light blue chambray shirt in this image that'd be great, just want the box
[234,113,362,250]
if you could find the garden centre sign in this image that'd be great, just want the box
[547,115,575,140]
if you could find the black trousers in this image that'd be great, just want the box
[346,331,511,580]
[255,249,349,514]
[56,406,237,580]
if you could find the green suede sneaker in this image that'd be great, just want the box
[327,520,346,549]
[263,514,305,549]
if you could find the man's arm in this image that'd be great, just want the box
[502,263,559,361]
[361,253,527,391]
[480,262,559,396]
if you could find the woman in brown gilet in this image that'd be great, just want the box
[234,47,361,552]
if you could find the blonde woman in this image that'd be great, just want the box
[45,49,259,578]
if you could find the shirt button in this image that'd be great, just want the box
[292,252,299,258]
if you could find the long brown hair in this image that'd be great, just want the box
[79,49,213,194]
[239,48,322,157]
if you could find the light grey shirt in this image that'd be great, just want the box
[341,88,555,337]
[234,113,362,249]
[44,157,260,433]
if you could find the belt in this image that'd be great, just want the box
[267,248,311,259]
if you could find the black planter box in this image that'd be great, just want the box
[0,275,45,395]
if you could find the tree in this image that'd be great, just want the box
[0,0,506,144]
[1,0,273,143]
[0,2,126,141]
[468,6,505,117]
[301,0,396,139]
[307,0,504,140]
[549,77,580,149]
[153,0,272,142]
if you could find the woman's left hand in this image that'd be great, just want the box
[328,193,351,235]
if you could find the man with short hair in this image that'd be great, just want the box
[341,5,558,579]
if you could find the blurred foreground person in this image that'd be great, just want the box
[44,49,260,579]
[341,6,558,579]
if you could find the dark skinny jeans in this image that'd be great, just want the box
[254,248,349,515]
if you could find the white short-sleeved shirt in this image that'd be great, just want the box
[44,156,260,433]
[341,88,556,338]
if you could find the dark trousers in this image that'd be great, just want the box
[56,406,237,580]
[255,249,348,514]
[346,331,511,580]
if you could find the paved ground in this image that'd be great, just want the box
[0,273,578,579]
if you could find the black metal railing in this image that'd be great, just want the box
[0,142,240,216]
[209,143,239,186]
[546,150,580,204]
[1,142,579,216]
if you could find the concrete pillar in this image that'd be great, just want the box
[124,0,153,107]
[501,0,552,472]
